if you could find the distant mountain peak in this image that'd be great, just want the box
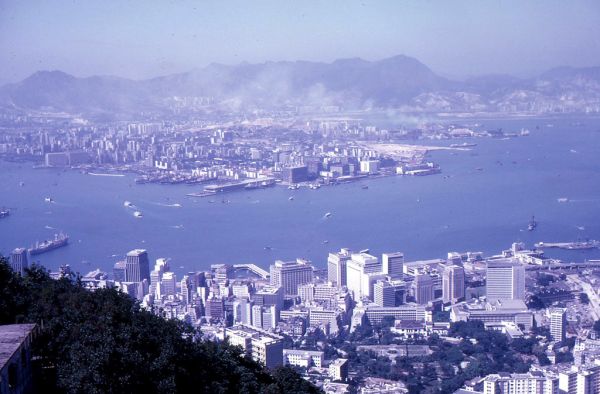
[1,55,600,118]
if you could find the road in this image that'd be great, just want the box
[567,274,600,321]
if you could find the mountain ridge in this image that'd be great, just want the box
[2,55,600,118]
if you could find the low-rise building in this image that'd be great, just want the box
[283,349,324,368]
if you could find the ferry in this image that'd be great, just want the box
[29,233,69,255]
[0,207,9,218]
[528,216,537,231]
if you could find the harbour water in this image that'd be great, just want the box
[1,116,600,276]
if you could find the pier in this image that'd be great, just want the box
[233,263,270,279]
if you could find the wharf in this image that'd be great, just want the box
[534,240,600,250]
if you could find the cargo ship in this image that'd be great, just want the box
[528,216,537,231]
[29,233,69,255]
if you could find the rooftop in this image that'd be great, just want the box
[0,324,37,370]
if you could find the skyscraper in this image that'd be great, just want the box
[442,265,465,303]
[346,252,381,301]
[9,248,28,275]
[382,252,404,276]
[150,258,169,296]
[125,249,150,283]
[549,308,567,342]
[486,259,525,301]
[374,279,406,307]
[161,272,176,296]
[270,259,313,296]
[327,248,352,287]
[180,275,196,306]
[113,260,126,282]
[414,273,435,305]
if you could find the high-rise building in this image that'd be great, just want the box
[329,358,349,382]
[240,297,254,325]
[549,308,567,342]
[346,252,381,301]
[161,272,176,296]
[374,280,407,307]
[443,265,465,303]
[327,248,352,287]
[252,305,264,329]
[180,275,195,305]
[270,259,313,296]
[214,264,234,282]
[414,273,435,305]
[125,249,150,283]
[253,285,284,309]
[205,295,225,320]
[382,252,404,276]
[282,165,308,184]
[9,248,28,275]
[251,305,278,330]
[150,258,169,296]
[486,259,525,301]
[113,260,126,282]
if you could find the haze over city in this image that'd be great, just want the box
[2,2,600,394]
[1,0,600,84]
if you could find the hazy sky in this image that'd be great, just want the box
[1,0,600,84]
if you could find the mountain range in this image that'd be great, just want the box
[1,55,600,119]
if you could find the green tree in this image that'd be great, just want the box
[0,258,322,394]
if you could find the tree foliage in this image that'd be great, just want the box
[0,259,321,394]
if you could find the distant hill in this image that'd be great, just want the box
[1,55,600,118]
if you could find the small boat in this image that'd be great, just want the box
[557,198,569,203]
[359,248,370,254]
[19,182,25,187]
[124,201,133,207]
[0,207,9,218]
[44,197,54,203]
[361,185,369,190]
[528,216,537,231]
[323,240,329,244]
[288,196,294,201]
[133,211,143,218]
[324,212,332,218]
[264,246,272,250]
